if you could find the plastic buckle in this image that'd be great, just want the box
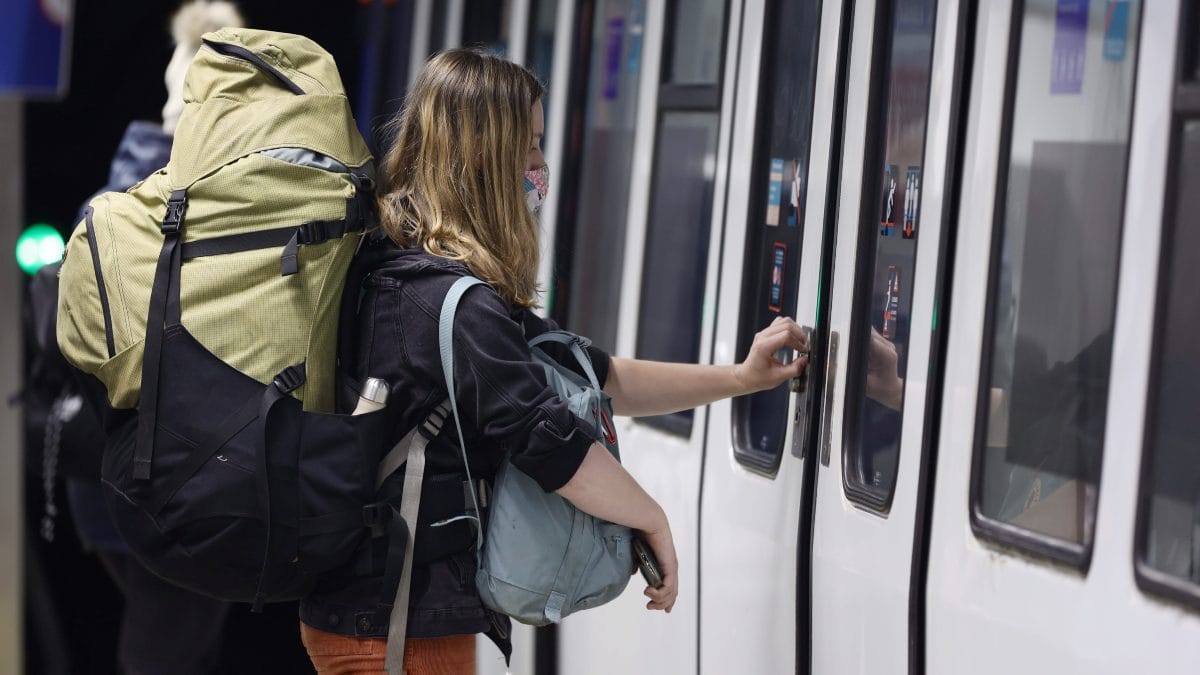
[273,364,306,393]
[350,171,376,193]
[419,405,448,441]
[161,190,188,234]
[362,504,388,537]
[297,221,331,246]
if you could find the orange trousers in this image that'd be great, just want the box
[300,621,476,674]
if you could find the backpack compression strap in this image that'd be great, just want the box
[382,401,450,675]
[383,275,488,673]
[135,189,188,481]
[382,275,489,673]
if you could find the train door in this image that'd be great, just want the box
[699,0,968,670]
[803,0,969,671]
[695,0,829,672]
[925,0,1200,672]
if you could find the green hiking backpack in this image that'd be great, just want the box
[54,28,406,610]
[58,26,373,416]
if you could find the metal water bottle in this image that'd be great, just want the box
[353,377,389,415]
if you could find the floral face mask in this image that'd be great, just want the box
[524,165,549,215]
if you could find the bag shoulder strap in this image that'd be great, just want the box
[437,276,489,556]
[528,331,603,396]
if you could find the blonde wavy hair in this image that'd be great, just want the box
[378,49,546,309]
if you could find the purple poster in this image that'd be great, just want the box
[603,17,624,100]
[1051,0,1089,95]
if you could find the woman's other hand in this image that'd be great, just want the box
[640,521,679,613]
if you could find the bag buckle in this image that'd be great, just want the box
[297,221,333,246]
[273,364,306,393]
[350,171,376,193]
[419,402,450,441]
[161,190,188,235]
[362,503,389,537]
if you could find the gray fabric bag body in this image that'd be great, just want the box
[439,276,633,626]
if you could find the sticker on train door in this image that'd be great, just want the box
[768,243,787,312]
[880,164,898,236]
[1103,0,1129,61]
[1051,0,1088,95]
[766,158,784,226]
[902,165,920,239]
[603,17,624,100]
[882,265,900,339]
[786,158,803,227]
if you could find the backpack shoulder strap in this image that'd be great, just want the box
[383,274,485,674]
[528,331,602,394]
[383,400,449,675]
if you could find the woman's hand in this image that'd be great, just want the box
[639,520,679,613]
[866,327,903,410]
[733,316,810,394]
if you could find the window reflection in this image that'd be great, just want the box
[974,0,1140,549]
[562,0,648,353]
[635,112,720,436]
[462,0,510,57]
[843,0,937,508]
[669,0,726,85]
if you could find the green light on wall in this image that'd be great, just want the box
[16,223,65,276]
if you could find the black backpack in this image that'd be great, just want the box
[97,232,413,609]
[21,262,106,543]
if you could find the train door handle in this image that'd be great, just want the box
[789,326,814,394]
[788,326,815,460]
[819,330,840,467]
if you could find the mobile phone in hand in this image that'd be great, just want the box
[632,537,664,589]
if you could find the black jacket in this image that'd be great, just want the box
[300,244,610,653]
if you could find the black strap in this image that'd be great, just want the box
[375,504,409,613]
[298,508,376,537]
[83,207,116,359]
[181,226,297,261]
[177,219,357,277]
[134,190,187,482]
[251,364,305,612]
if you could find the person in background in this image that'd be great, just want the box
[298,48,810,675]
[58,3,246,673]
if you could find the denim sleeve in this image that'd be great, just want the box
[401,280,600,492]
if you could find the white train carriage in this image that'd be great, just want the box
[367,1,1200,672]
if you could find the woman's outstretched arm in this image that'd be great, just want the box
[604,316,809,417]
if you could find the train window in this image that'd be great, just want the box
[730,0,823,471]
[560,0,649,353]
[1187,2,1199,82]
[971,0,1141,564]
[667,0,725,85]
[1136,124,1200,605]
[462,0,511,56]
[842,0,937,511]
[527,1,559,86]
[633,0,729,436]
[633,112,720,436]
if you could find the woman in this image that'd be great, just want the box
[299,48,809,674]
